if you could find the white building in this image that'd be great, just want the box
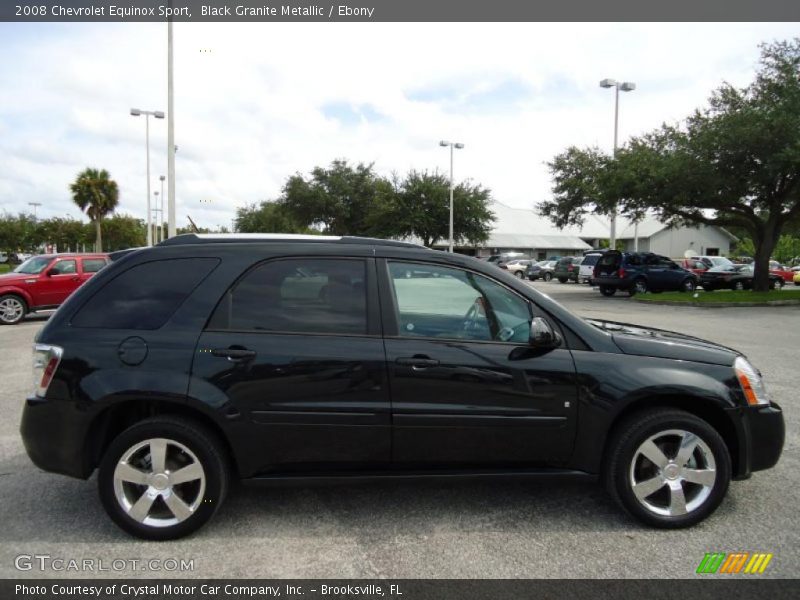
[444,202,736,260]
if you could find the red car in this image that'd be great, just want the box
[769,261,795,283]
[0,253,109,325]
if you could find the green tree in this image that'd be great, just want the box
[540,39,800,291]
[100,214,147,251]
[69,168,120,252]
[368,170,495,247]
[234,201,312,234]
[281,160,394,235]
[35,217,91,252]
[0,213,40,254]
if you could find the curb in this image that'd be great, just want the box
[631,298,800,308]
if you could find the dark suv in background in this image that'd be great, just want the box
[21,235,783,539]
[593,251,699,296]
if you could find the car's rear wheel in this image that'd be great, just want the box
[0,294,27,325]
[604,409,731,528]
[543,273,552,282]
[558,277,568,284]
[733,281,745,291]
[514,271,524,279]
[629,278,647,296]
[599,285,616,297]
[771,279,784,290]
[680,278,696,293]
[98,416,230,540]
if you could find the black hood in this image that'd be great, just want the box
[585,319,740,366]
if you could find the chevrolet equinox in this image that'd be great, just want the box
[20,234,784,539]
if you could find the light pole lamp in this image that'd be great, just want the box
[130,108,165,246]
[439,140,465,253]
[599,78,635,249]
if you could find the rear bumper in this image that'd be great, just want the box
[593,276,632,289]
[20,396,93,479]
[730,402,784,479]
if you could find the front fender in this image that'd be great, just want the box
[0,284,33,307]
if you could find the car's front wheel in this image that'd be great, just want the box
[98,416,230,540]
[0,294,27,325]
[543,272,553,282]
[680,278,696,293]
[604,409,731,528]
[514,271,524,279]
[771,279,784,290]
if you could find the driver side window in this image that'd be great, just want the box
[387,262,531,343]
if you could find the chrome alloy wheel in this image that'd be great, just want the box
[629,429,716,517]
[113,438,206,528]
[0,297,24,324]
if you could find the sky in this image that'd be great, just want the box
[0,22,798,230]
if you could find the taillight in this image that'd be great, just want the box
[32,344,63,398]
[567,265,574,271]
[618,267,626,278]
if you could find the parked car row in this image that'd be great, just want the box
[0,253,109,325]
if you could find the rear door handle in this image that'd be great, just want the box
[396,356,439,369]
[212,348,257,362]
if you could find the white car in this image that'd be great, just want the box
[503,259,533,278]
[579,251,606,284]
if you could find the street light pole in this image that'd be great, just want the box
[167,15,177,239]
[130,108,165,246]
[159,175,166,243]
[439,140,465,253]
[599,78,635,249]
[28,202,41,221]
[153,191,160,243]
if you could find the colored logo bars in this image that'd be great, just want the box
[696,552,773,574]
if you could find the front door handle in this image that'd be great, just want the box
[396,356,440,369]
[212,347,257,362]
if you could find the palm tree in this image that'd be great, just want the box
[70,168,119,252]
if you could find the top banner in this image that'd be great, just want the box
[3,0,800,22]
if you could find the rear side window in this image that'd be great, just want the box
[582,254,602,267]
[71,258,219,329]
[82,258,107,273]
[209,259,367,335]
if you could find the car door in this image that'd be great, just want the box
[379,259,578,467]
[36,258,79,306]
[191,257,391,474]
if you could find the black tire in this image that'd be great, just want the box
[514,271,524,279]
[628,278,647,296]
[0,294,27,325]
[558,277,568,284]
[98,416,230,540]
[680,278,696,293]
[733,281,745,291]
[543,272,553,282]
[771,279,783,290]
[604,409,731,528]
[599,285,616,297]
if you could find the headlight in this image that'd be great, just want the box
[734,356,770,406]
[32,343,63,398]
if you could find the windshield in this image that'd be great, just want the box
[709,257,733,267]
[12,256,52,274]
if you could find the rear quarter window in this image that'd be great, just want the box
[582,254,602,266]
[71,258,219,329]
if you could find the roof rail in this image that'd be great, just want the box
[158,233,426,249]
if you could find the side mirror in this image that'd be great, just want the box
[529,317,561,348]
[45,269,55,277]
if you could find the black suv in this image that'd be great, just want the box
[21,235,784,539]
[593,251,698,296]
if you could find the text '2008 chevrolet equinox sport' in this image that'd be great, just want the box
[20,235,784,539]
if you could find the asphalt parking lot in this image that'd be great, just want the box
[0,284,797,579]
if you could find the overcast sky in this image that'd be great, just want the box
[0,22,797,229]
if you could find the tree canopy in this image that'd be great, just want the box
[235,161,495,247]
[540,39,800,290]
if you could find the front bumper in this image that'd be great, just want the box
[729,402,784,479]
[20,396,93,479]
